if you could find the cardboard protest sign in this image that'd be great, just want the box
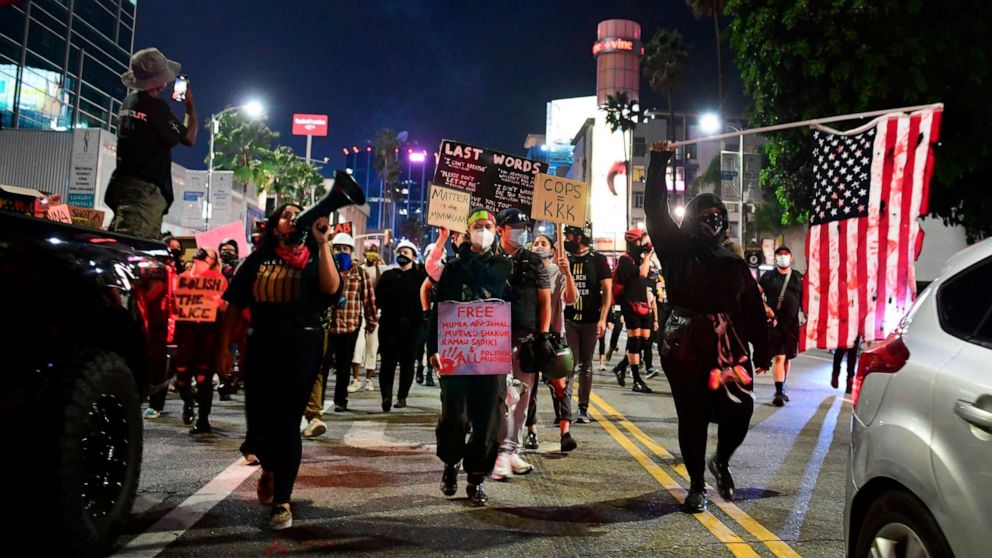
[436,300,512,375]
[68,206,106,229]
[427,184,472,232]
[531,173,589,227]
[433,140,547,216]
[195,220,249,258]
[175,273,227,322]
[46,204,73,224]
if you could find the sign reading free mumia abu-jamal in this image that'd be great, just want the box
[432,140,548,216]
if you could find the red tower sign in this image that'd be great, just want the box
[593,19,643,106]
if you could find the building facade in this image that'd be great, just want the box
[1,0,135,131]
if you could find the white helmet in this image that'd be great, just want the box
[394,239,419,258]
[330,232,355,249]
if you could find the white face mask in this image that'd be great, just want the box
[775,255,791,269]
[533,246,553,259]
[471,228,495,249]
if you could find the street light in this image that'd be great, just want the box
[699,111,745,249]
[207,100,265,230]
[408,150,428,226]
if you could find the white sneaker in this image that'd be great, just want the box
[491,452,512,481]
[302,418,327,438]
[364,378,377,392]
[346,378,363,393]
[143,408,161,419]
[509,453,534,475]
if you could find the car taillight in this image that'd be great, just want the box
[851,333,910,406]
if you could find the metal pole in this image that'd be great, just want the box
[739,132,745,248]
[672,103,944,147]
[206,115,216,231]
[305,134,313,205]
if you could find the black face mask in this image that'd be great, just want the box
[220,252,238,265]
[396,255,412,266]
[699,213,725,237]
[564,240,580,254]
[456,242,474,259]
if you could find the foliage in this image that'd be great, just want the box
[693,154,721,198]
[684,0,727,109]
[727,0,992,241]
[266,146,325,205]
[207,110,278,191]
[642,29,690,140]
[603,91,640,137]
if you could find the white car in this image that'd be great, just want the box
[845,238,992,558]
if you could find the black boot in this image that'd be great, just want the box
[708,456,735,501]
[683,484,707,514]
[466,479,488,506]
[441,462,460,497]
[630,366,652,393]
[195,378,213,426]
[830,370,840,389]
[425,368,436,387]
[613,359,627,387]
[416,362,424,385]
[178,384,196,425]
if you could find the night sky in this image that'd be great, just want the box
[136,0,744,173]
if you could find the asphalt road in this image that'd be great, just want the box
[114,344,852,558]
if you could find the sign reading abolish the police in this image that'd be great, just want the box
[427,184,472,231]
[531,173,589,227]
[175,274,227,323]
[432,139,547,216]
[437,300,512,376]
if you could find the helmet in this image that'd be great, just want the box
[330,232,355,249]
[394,239,419,258]
[541,340,574,380]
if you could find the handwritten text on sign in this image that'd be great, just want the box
[175,274,227,322]
[531,173,589,227]
[427,184,472,232]
[432,140,547,216]
[437,300,512,375]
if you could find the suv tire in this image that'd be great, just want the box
[854,489,954,558]
[55,350,143,556]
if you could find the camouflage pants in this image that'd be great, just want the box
[106,175,167,239]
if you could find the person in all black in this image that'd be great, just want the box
[491,208,553,482]
[831,336,861,394]
[218,203,341,530]
[612,227,655,393]
[645,141,770,514]
[376,240,427,412]
[563,222,613,423]
[759,246,804,406]
[429,207,513,506]
[107,48,197,239]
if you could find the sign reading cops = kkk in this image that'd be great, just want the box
[531,173,589,227]
[432,140,547,216]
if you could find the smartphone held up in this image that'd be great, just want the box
[172,74,188,102]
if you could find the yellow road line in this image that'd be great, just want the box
[584,403,762,558]
[590,392,802,558]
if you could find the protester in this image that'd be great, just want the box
[429,207,512,505]
[348,245,385,392]
[562,222,612,423]
[173,248,227,434]
[759,246,804,407]
[219,239,240,280]
[218,203,341,530]
[304,233,376,435]
[145,233,184,418]
[417,243,443,385]
[106,48,197,239]
[644,141,770,513]
[611,228,654,393]
[605,307,623,364]
[832,337,861,394]
[163,234,186,272]
[216,238,244,400]
[492,208,553,481]
[375,240,427,411]
[524,230,578,452]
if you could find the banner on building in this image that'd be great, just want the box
[427,183,472,232]
[436,300,512,376]
[432,140,547,216]
[531,173,588,227]
[175,274,227,322]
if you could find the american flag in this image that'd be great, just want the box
[800,105,943,351]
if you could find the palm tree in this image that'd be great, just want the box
[643,29,689,140]
[603,91,641,228]
[266,146,325,205]
[684,0,727,111]
[208,110,278,197]
[372,128,402,235]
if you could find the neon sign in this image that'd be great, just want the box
[592,38,643,56]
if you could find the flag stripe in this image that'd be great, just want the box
[855,215,867,344]
[896,114,921,312]
[836,219,849,348]
[801,225,820,352]
[826,221,841,348]
[871,117,898,341]
[817,222,831,348]
[919,110,942,215]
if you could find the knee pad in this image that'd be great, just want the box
[626,336,641,354]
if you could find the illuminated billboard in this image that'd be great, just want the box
[590,109,630,251]
[545,96,598,146]
[0,64,72,128]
